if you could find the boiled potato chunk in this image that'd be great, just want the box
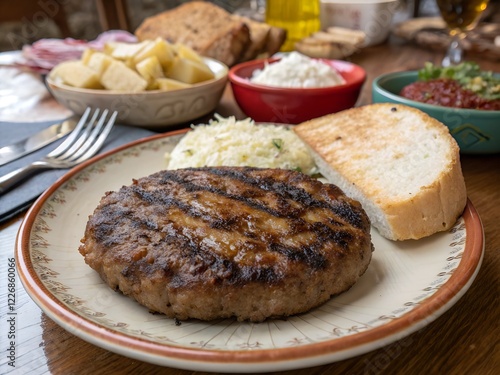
[136,56,164,81]
[50,38,216,92]
[134,38,175,70]
[103,42,117,55]
[86,51,115,76]
[156,78,191,90]
[109,40,149,61]
[174,43,204,63]
[81,48,96,65]
[49,60,102,89]
[136,56,165,89]
[166,57,215,84]
[100,60,148,91]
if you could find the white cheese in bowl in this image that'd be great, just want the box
[250,52,345,88]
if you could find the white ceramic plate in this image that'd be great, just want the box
[16,130,484,373]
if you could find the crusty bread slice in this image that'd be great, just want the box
[295,27,365,59]
[135,1,250,67]
[236,19,287,61]
[293,103,467,241]
[295,37,358,59]
[231,14,270,62]
[264,26,287,56]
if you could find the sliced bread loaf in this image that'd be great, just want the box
[231,14,270,62]
[135,1,251,67]
[293,103,467,241]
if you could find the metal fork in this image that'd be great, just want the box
[0,107,117,194]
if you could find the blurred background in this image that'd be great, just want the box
[0,0,498,52]
[0,0,251,51]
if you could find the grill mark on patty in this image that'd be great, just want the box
[120,229,285,287]
[183,167,366,229]
[96,168,364,286]
[197,166,332,212]
[79,167,373,321]
[130,172,352,259]
[159,169,300,218]
[119,212,328,285]
[269,243,326,269]
[158,167,364,228]
[92,204,133,246]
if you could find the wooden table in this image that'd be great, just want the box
[1,41,499,375]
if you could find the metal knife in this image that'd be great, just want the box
[0,119,76,167]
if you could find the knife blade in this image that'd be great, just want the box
[0,119,76,166]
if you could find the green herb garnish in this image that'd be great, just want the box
[272,138,283,150]
[418,62,500,100]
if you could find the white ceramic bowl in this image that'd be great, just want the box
[319,0,400,46]
[46,58,228,129]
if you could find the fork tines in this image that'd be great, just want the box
[48,108,118,164]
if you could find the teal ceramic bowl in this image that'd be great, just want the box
[372,71,500,154]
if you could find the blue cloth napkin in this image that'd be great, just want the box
[0,120,156,224]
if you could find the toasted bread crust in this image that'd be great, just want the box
[293,103,467,240]
[264,26,287,56]
[231,14,270,62]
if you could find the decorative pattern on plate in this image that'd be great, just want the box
[18,132,483,371]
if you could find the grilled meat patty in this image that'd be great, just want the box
[79,167,373,322]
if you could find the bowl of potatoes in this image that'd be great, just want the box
[46,38,228,128]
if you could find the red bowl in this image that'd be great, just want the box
[228,57,366,124]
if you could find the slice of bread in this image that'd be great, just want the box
[293,103,467,241]
[295,27,365,59]
[135,1,251,67]
[135,2,286,66]
[263,25,287,57]
[237,18,287,61]
[232,14,270,62]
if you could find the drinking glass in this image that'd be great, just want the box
[436,0,490,66]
